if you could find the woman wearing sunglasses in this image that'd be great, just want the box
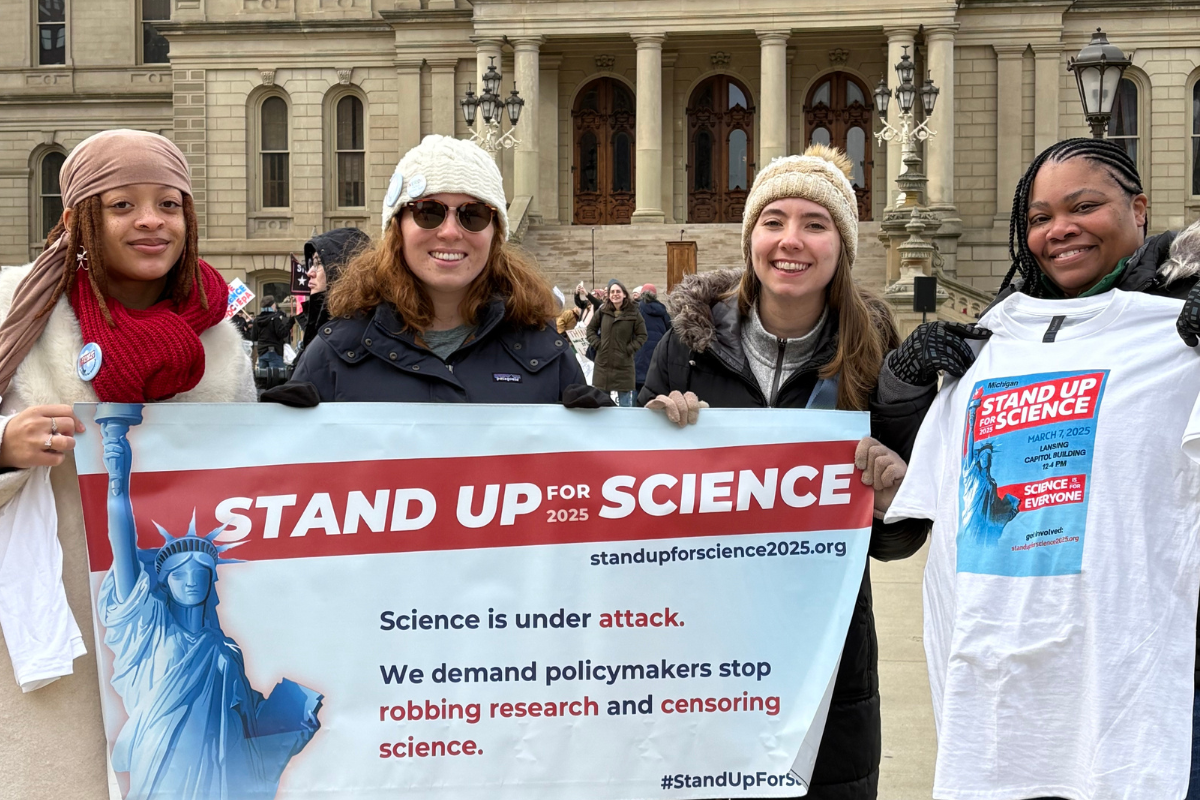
[286,135,582,402]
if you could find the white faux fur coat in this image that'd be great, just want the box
[0,262,255,799]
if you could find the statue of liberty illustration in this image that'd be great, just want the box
[961,389,1020,544]
[95,403,323,799]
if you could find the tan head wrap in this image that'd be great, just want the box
[0,130,192,399]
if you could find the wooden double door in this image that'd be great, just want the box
[803,72,874,220]
[572,78,636,225]
[686,75,755,223]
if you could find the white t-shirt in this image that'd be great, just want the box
[888,290,1200,800]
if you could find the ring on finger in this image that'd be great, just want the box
[44,435,54,451]
[50,417,58,436]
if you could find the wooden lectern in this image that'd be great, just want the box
[666,241,697,292]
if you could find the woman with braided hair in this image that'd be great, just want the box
[886,137,1197,397]
[0,129,254,797]
[882,138,1200,799]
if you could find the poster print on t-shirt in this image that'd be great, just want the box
[958,369,1109,577]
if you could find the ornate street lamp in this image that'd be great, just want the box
[874,47,939,207]
[1067,28,1132,139]
[459,57,523,153]
[875,46,946,309]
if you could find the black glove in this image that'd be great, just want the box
[1178,282,1200,347]
[260,381,321,408]
[888,321,992,386]
[561,384,617,409]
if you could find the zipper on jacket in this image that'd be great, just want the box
[768,338,786,407]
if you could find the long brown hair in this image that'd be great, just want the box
[733,247,898,411]
[40,193,204,326]
[328,220,557,330]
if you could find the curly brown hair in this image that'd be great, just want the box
[327,221,557,330]
[40,193,205,326]
[734,247,899,411]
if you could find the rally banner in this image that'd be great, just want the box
[74,402,872,800]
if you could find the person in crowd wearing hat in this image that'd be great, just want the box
[634,283,670,397]
[300,227,370,352]
[586,278,648,407]
[639,144,927,800]
[280,134,582,403]
[0,128,255,797]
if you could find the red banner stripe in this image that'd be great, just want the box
[80,441,872,572]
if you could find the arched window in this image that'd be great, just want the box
[335,95,365,208]
[38,0,66,65]
[686,74,755,223]
[38,151,66,240]
[1108,78,1139,167]
[612,131,632,193]
[260,96,290,209]
[1191,80,1199,197]
[728,129,748,191]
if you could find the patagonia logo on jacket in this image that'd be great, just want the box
[493,373,522,383]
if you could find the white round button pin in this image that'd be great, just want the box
[77,342,102,382]
[408,174,427,198]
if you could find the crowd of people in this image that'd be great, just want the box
[1,125,1200,800]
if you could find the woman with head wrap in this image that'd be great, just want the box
[0,129,254,797]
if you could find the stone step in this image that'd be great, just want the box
[522,221,888,296]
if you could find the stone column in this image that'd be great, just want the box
[994,44,1026,223]
[884,28,918,208]
[539,54,562,224]
[661,51,677,223]
[757,30,789,166]
[631,33,666,224]
[512,36,543,221]
[396,59,423,157]
[925,26,956,210]
[1033,44,1061,156]
[925,24,961,277]
[428,58,458,137]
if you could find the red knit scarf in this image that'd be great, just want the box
[69,259,229,402]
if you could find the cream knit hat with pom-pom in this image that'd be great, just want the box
[381,134,509,238]
[740,143,859,265]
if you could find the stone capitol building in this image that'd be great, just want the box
[2,0,1199,323]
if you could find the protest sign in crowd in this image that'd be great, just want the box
[0,120,1199,800]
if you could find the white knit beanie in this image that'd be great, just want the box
[741,144,859,265]
[381,134,510,239]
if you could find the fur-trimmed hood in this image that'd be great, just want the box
[665,268,743,354]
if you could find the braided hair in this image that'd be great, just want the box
[1001,138,1144,297]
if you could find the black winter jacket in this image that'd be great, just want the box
[290,299,584,403]
[638,270,930,800]
[634,298,671,388]
[252,308,294,356]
